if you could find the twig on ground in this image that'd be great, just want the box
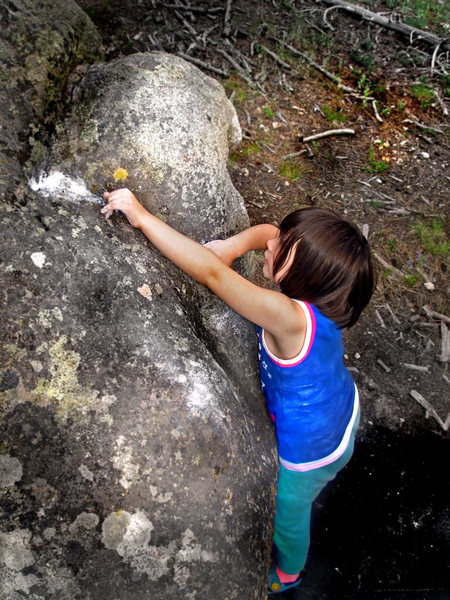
[302,128,355,142]
[377,358,391,373]
[322,5,341,30]
[373,252,403,280]
[318,0,449,51]
[438,323,450,363]
[403,363,430,373]
[422,305,450,325]
[223,0,232,37]
[409,390,450,431]
[174,10,198,35]
[269,36,357,93]
[282,149,308,160]
[372,100,383,123]
[257,44,292,69]
[216,48,253,86]
[431,40,445,74]
[433,89,449,116]
[176,52,228,76]
[375,309,386,329]
[385,302,401,326]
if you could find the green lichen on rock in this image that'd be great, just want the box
[33,336,98,423]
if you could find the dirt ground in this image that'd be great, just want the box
[77,1,449,597]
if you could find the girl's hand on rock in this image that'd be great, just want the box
[101,188,148,228]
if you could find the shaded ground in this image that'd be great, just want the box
[77,1,449,597]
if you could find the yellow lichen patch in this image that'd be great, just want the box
[113,167,128,182]
[33,336,98,422]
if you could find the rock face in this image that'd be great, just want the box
[0,0,103,199]
[0,5,277,600]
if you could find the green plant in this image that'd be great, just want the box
[356,72,373,107]
[387,238,398,252]
[397,98,407,112]
[263,104,275,119]
[414,218,449,257]
[411,80,435,108]
[323,103,346,123]
[279,161,304,181]
[223,79,248,104]
[350,49,374,71]
[241,141,260,156]
[365,146,388,173]
[403,274,418,287]
[386,0,450,37]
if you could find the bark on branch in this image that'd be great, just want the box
[302,128,355,142]
[319,0,449,51]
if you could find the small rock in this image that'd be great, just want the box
[424,281,435,291]
[420,152,430,159]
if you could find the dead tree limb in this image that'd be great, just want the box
[223,0,232,37]
[372,100,383,123]
[302,128,355,142]
[176,52,228,77]
[373,252,403,280]
[215,48,253,86]
[438,323,450,363]
[269,36,356,93]
[257,44,292,69]
[422,304,450,325]
[409,390,450,431]
[318,0,449,51]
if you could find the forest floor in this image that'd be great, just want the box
[79,1,449,598]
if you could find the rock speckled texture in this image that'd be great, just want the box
[0,5,277,600]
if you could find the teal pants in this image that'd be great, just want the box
[274,412,360,575]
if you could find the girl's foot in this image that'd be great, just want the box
[267,565,302,595]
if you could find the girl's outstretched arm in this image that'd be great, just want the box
[204,224,278,266]
[102,189,305,354]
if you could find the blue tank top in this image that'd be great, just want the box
[256,301,358,472]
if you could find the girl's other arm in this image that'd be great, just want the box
[101,189,304,350]
[204,224,278,266]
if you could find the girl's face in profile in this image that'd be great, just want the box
[263,233,297,283]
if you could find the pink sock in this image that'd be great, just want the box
[276,566,300,583]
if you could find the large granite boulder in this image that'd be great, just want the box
[0,14,277,600]
[0,0,103,199]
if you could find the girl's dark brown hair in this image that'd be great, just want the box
[274,207,375,328]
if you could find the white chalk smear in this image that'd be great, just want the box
[29,169,103,205]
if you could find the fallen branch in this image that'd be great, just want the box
[409,390,450,431]
[403,363,430,373]
[282,149,308,160]
[318,0,449,51]
[215,48,253,86]
[223,0,232,37]
[176,52,228,77]
[422,305,450,325]
[438,323,450,363]
[377,358,391,373]
[373,252,403,280]
[433,89,449,117]
[375,309,386,329]
[257,43,292,69]
[269,36,357,93]
[372,99,383,123]
[302,128,355,142]
[403,118,445,134]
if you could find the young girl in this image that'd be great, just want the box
[101,188,375,595]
